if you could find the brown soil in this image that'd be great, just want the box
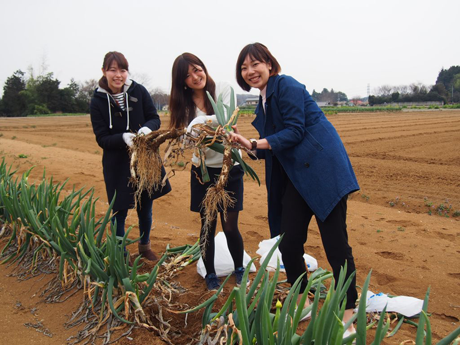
[0,110,459,344]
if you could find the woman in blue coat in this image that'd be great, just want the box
[90,51,171,261]
[231,43,358,334]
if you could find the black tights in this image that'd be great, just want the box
[200,211,244,275]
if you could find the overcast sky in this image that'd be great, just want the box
[1,0,458,98]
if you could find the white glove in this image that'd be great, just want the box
[137,126,152,136]
[186,115,218,137]
[205,115,219,127]
[122,133,135,147]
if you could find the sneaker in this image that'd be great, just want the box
[296,299,312,322]
[299,310,312,322]
[286,309,311,324]
[205,273,221,291]
[234,267,250,287]
[343,322,356,344]
[343,330,356,344]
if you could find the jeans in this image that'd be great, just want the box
[112,192,153,245]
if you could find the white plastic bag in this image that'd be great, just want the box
[197,232,257,278]
[359,290,424,317]
[256,235,318,272]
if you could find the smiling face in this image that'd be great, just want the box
[102,61,128,94]
[184,64,207,91]
[240,55,272,91]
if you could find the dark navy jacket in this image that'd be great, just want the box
[90,80,171,210]
[252,75,359,236]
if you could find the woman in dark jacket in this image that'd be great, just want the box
[90,51,171,261]
[230,43,359,335]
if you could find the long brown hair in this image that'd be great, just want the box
[169,53,216,129]
[99,51,129,94]
[236,43,281,92]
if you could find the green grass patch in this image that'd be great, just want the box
[323,106,402,115]
[28,113,88,117]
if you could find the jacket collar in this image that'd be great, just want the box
[254,74,278,114]
[266,74,279,99]
[94,79,134,130]
[252,75,279,134]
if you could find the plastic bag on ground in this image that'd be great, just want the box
[359,290,424,317]
[256,235,318,272]
[197,232,257,278]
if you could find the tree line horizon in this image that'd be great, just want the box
[1,66,459,117]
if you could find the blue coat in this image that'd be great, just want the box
[252,75,359,236]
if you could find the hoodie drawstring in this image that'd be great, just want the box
[107,94,113,129]
[106,91,130,131]
[125,93,130,130]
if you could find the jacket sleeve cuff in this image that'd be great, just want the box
[265,136,278,152]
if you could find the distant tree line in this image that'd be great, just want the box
[435,66,460,102]
[0,70,97,117]
[369,66,460,106]
[0,69,170,117]
[311,88,348,104]
[2,65,458,116]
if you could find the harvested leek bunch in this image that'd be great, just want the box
[199,87,257,231]
[129,128,186,205]
[165,240,201,269]
[129,87,259,213]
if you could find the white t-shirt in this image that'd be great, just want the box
[189,81,238,168]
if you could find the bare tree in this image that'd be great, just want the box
[149,87,169,111]
[39,52,49,76]
[78,79,98,104]
[375,85,393,96]
[409,83,420,94]
[398,85,409,95]
[130,72,152,89]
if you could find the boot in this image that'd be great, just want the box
[138,241,158,261]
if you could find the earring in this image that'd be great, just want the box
[184,86,187,90]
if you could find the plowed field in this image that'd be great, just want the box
[0,110,459,344]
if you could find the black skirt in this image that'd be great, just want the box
[190,164,244,213]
